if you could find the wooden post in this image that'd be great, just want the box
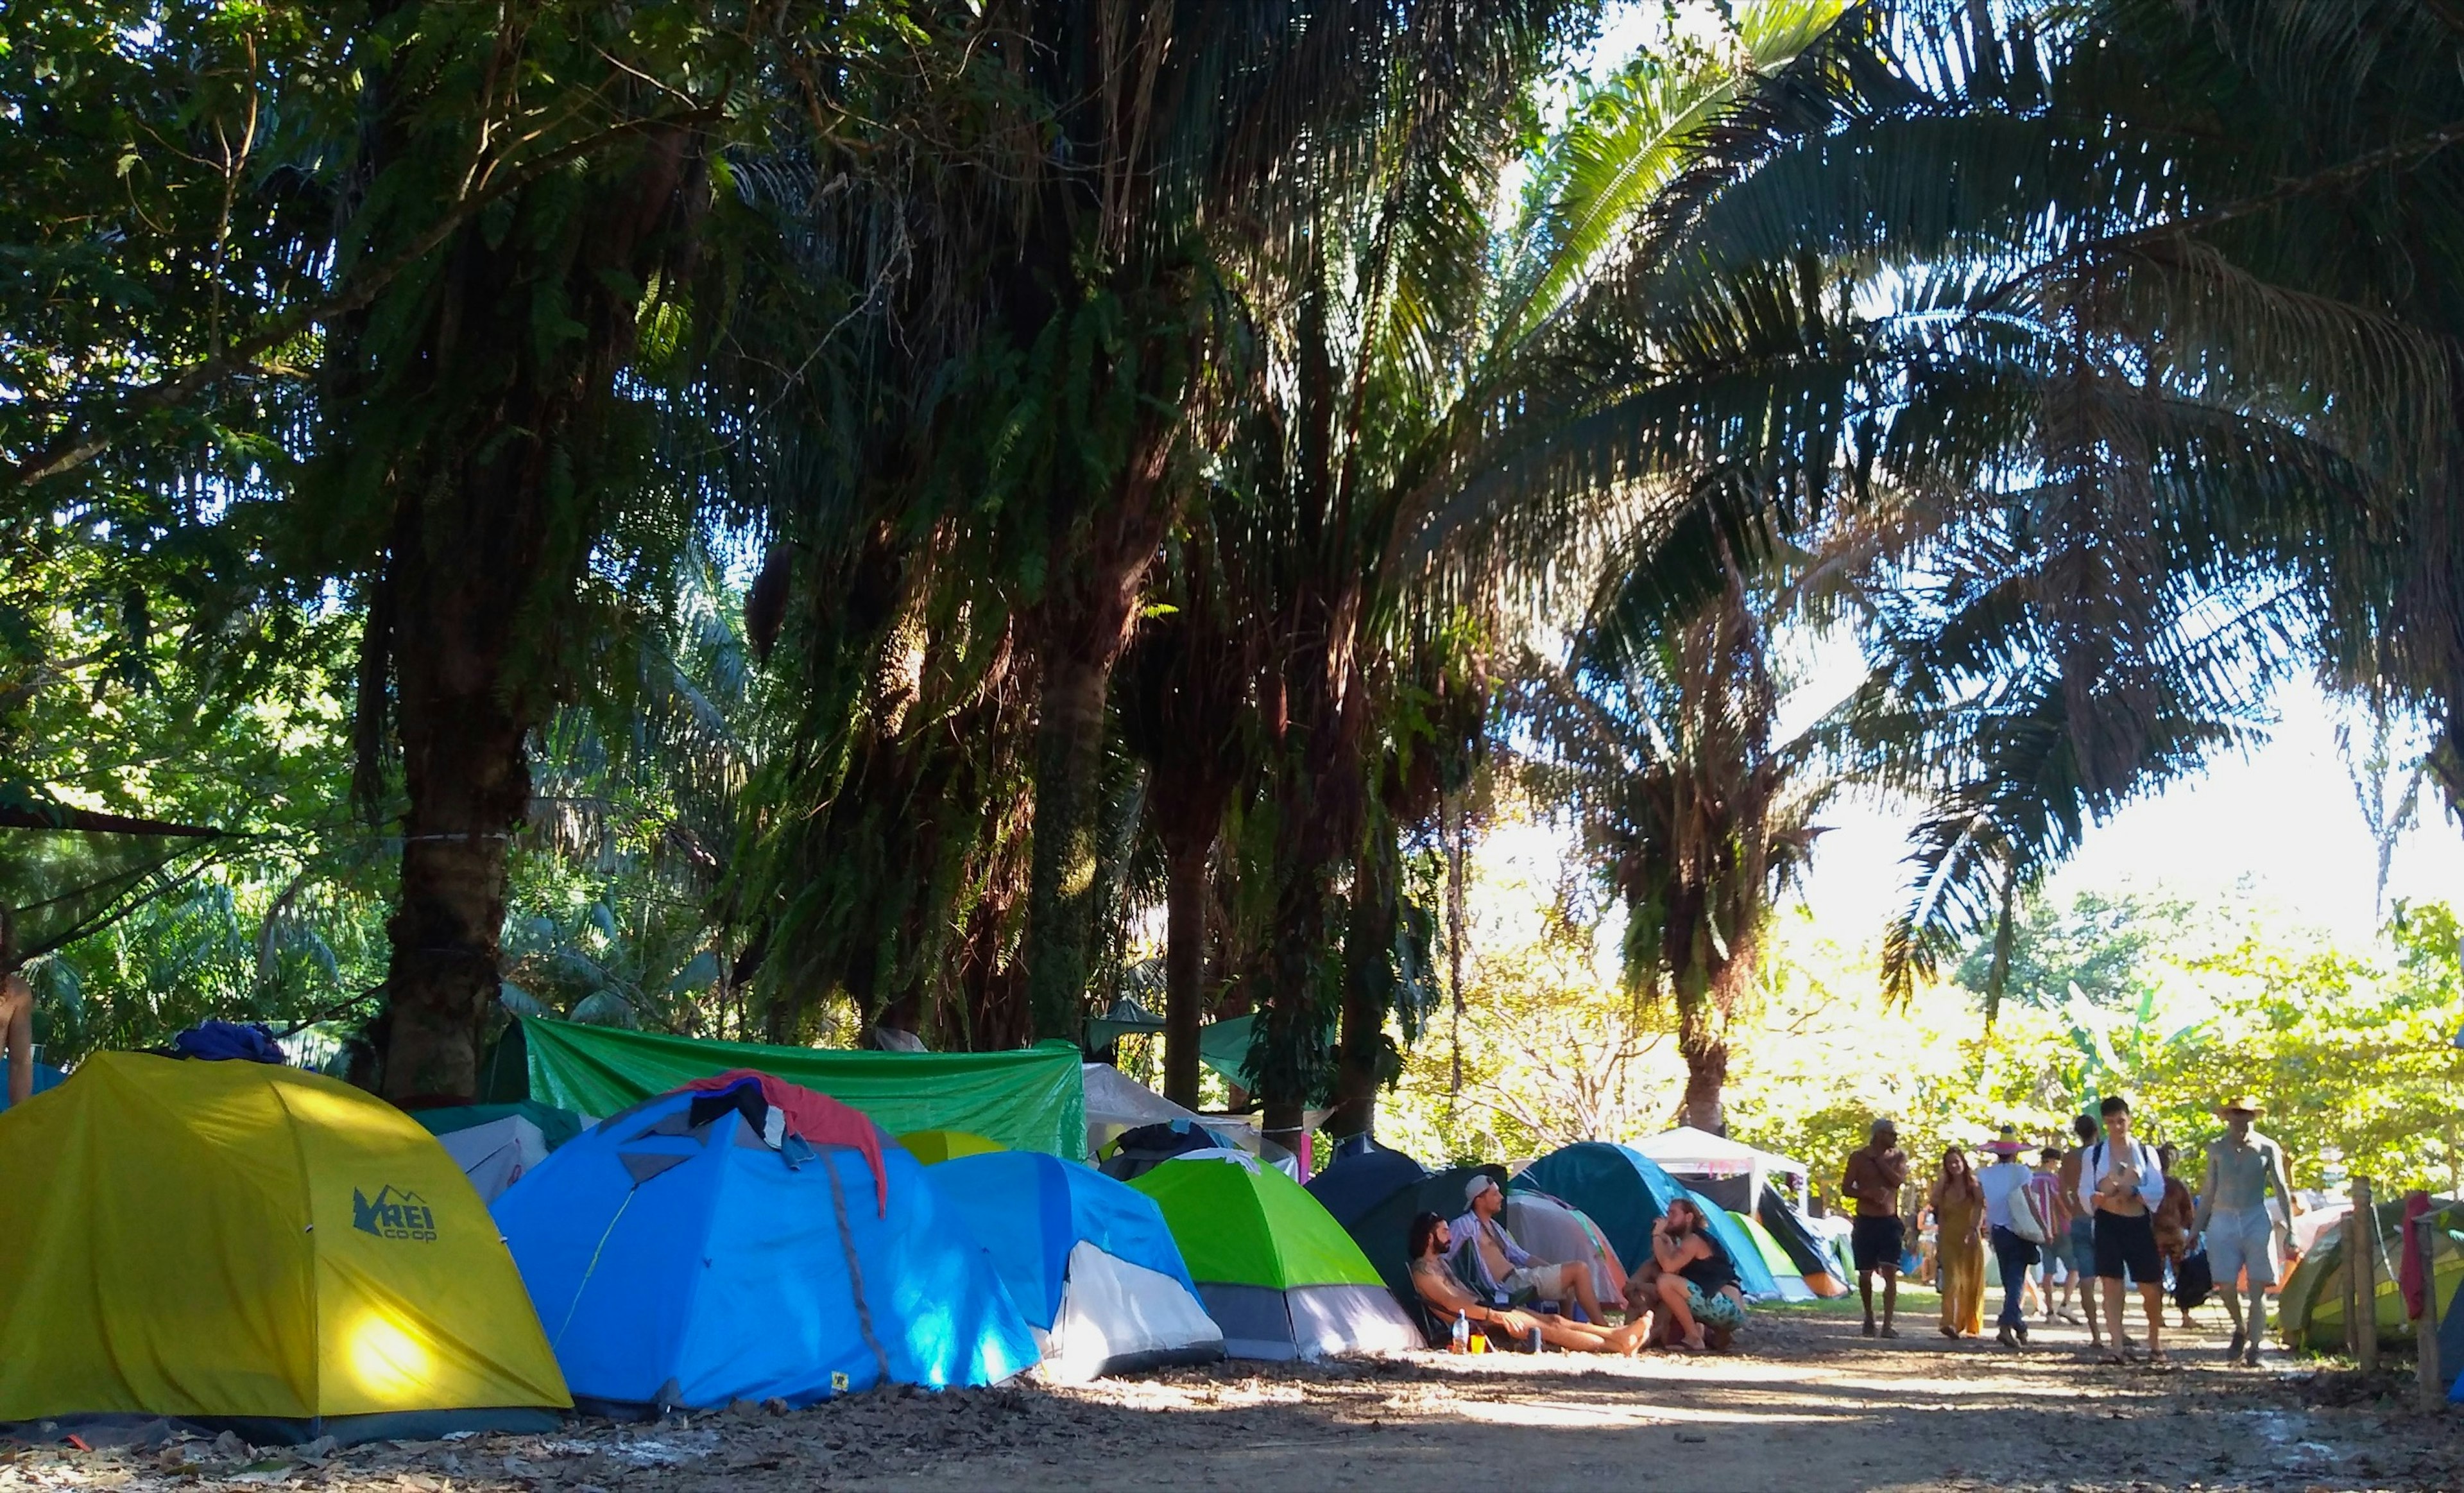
[2420,1213,2445,1413]
[2354,1176,2379,1371]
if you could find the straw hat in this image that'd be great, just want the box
[2214,1096,2266,1116]
[1982,1126,2026,1157]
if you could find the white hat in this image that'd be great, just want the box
[1465,1174,1501,1204]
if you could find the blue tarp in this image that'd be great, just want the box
[931,1152,1199,1329]
[0,1059,65,1110]
[492,1085,1039,1411]
[1514,1141,1782,1300]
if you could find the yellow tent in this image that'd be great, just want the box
[0,1053,569,1443]
[898,1127,1007,1165]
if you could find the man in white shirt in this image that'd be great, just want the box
[1450,1175,1609,1323]
[2076,1094,2169,1364]
[1978,1130,2038,1348]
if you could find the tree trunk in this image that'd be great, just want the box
[380,527,536,1103]
[1023,447,1174,1042]
[1676,1006,1729,1136]
[349,120,701,1101]
[1162,833,1210,1108]
[1025,648,1111,1044]
[1328,834,1398,1141]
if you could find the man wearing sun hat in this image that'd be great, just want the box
[2194,1095,2294,1365]
[1978,1128,2040,1347]
[1452,1173,1611,1325]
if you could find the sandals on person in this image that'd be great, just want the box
[1862,1320,1877,1337]
[1878,1325,1900,1339]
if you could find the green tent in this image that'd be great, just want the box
[1129,1157,1420,1360]
[504,1017,1088,1161]
[2279,1196,2464,1351]
[1730,1211,1815,1302]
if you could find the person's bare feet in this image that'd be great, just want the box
[1878,1324,1900,1338]
[1862,1318,1876,1336]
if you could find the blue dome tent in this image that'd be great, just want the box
[1515,1142,1781,1300]
[492,1073,1038,1413]
[933,1152,1223,1381]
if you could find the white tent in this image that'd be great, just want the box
[1505,1192,1625,1302]
[1080,1064,1302,1170]
[1629,1126,1810,1211]
[433,1112,549,1203]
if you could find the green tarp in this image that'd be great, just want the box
[513,1017,1088,1161]
[1199,1015,1256,1089]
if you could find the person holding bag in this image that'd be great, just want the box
[1980,1130,2043,1347]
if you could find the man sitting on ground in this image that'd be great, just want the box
[1407,1213,1643,1354]
[1450,1175,1611,1322]
[1641,1197,1749,1352]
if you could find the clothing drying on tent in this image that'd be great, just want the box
[1756,1185,1850,1297]
[1130,1155,1419,1361]
[2278,1195,2463,1352]
[1100,1119,1242,1181]
[493,1074,1038,1413]
[0,1055,63,1110]
[1507,1191,1628,1305]
[166,1019,286,1064]
[934,1152,1223,1381]
[1514,1142,1781,1300]
[900,1128,1005,1165]
[416,1103,585,1204]
[1731,1211,1814,1301]
[0,1052,568,1445]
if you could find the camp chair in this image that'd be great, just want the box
[1448,1239,1557,1350]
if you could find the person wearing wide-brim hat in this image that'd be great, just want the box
[1977,1128,2039,1347]
[2194,1094,2293,1366]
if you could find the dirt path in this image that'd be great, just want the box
[10,1307,2461,1492]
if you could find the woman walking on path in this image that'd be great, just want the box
[1932,1146,1987,1338]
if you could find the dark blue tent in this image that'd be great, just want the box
[1304,1145,1428,1233]
[1515,1142,1781,1300]
[492,1078,1038,1413]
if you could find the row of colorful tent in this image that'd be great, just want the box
[0,1053,1421,1446]
[1300,1139,1854,1329]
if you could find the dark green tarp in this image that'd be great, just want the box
[512,1017,1088,1161]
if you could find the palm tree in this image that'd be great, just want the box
[1210,0,1858,1143]
[1520,526,1860,1134]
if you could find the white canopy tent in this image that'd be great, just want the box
[1629,1126,1810,1212]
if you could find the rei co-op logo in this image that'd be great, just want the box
[352,1186,440,1242]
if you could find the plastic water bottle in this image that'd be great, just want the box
[1528,1324,1543,1354]
[1451,1312,1470,1353]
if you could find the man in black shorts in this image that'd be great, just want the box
[1841,1118,1908,1338]
[2076,1094,2168,1364]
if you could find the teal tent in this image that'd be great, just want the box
[1515,1142,1781,1300]
[501,1018,1088,1161]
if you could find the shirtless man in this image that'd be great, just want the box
[1,906,33,1108]
[1405,1213,1643,1354]
[2194,1096,2295,1366]
[1842,1118,1909,1338]
[2078,1094,2168,1365]
[1451,1175,1609,1322]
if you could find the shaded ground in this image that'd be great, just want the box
[10,1304,2461,1492]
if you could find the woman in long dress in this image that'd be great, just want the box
[1931,1145,1987,1338]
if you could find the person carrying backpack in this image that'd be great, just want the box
[2076,1095,2169,1365]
